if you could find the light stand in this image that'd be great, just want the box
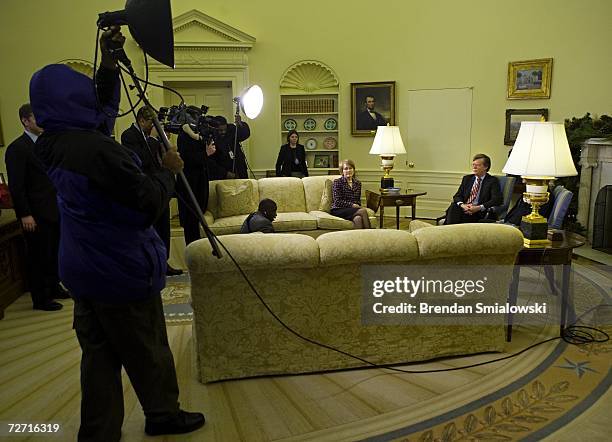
[230,85,263,177]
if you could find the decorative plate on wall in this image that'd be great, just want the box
[303,118,317,131]
[324,118,337,130]
[323,136,337,150]
[283,119,297,131]
[305,138,317,150]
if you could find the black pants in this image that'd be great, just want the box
[24,221,60,306]
[444,203,485,224]
[73,294,180,442]
[153,206,171,259]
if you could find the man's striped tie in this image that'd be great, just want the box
[467,177,481,204]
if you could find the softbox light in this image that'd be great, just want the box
[97,0,175,68]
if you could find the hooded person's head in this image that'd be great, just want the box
[29,64,116,135]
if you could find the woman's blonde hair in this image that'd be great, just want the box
[338,159,356,176]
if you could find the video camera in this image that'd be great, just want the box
[158,104,219,139]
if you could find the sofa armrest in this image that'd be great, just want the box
[204,210,215,226]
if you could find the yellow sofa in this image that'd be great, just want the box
[203,176,376,236]
[186,224,524,383]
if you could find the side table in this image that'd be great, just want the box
[366,190,427,229]
[506,231,585,341]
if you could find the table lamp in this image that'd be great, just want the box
[502,121,577,246]
[369,125,407,189]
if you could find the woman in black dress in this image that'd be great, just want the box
[275,130,309,177]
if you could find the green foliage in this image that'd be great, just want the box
[558,113,612,232]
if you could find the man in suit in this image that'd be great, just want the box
[121,107,182,276]
[356,95,387,130]
[444,153,502,224]
[4,103,68,310]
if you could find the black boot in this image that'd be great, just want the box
[144,410,205,436]
[166,265,184,276]
[33,301,63,311]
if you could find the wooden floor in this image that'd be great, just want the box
[1,293,609,442]
[1,219,610,441]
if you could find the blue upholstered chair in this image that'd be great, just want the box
[542,185,573,296]
[484,175,516,220]
[548,185,573,229]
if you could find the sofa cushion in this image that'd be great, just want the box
[209,214,249,236]
[186,233,320,273]
[408,219,435,233]
[319,179,334,212]
[273,212,318,232]
[317,230,419,266]
[309,210,353,230]
[258,177,306,213]
[216,180,258,218]
[412,223,524,260]
[302,175,341,212]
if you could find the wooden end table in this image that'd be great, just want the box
[366,190,427,229]
[506,231,585,341]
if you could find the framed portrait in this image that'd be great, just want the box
[313,154,330,168]
[504,108,549,145]
[507,58,553,99]
[351,81,395,136]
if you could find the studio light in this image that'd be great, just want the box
[234,85,263,119]
[97,0,175,68]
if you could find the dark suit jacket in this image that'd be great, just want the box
[121,124,163,175]
[505,190,555,225]
[452,173,502,209]
[275,144,309,177]
[356,110,386,130]
[4,133,58,223]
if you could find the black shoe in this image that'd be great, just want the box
[144,410,205,436]
[33,301,63,311]
[166,265,184,276]
[54,285,71,299]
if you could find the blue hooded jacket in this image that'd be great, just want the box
[30,64,174,302]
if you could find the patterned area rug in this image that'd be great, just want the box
[161,273,193,325]
[380,263,612,442]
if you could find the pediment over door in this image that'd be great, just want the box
[144,9,256,68]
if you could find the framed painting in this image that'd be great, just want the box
[504,108,549,145]
[507,58,553,99]
[351,81,395,136]
[313,154,330,168]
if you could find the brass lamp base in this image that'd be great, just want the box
[381,177,394,189]
[521,216,551,246]
[520,178,552,247]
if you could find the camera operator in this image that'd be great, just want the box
[121,106,182,276]
[175,115,216,245]
[30,26,205,440]
[212,114,250,179]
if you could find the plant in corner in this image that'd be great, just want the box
[560,113,612,233]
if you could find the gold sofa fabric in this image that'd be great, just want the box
[203,176,359,236]
[272,212,318,232]
[258,177,306,213]
[187,225,523,383]
[412,223,524,260]
[317,229,419,265]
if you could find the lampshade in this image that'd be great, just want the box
[98,0,175,68]
[369,126,407,155]
[502,121,577,178]
[239,85,263,119]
